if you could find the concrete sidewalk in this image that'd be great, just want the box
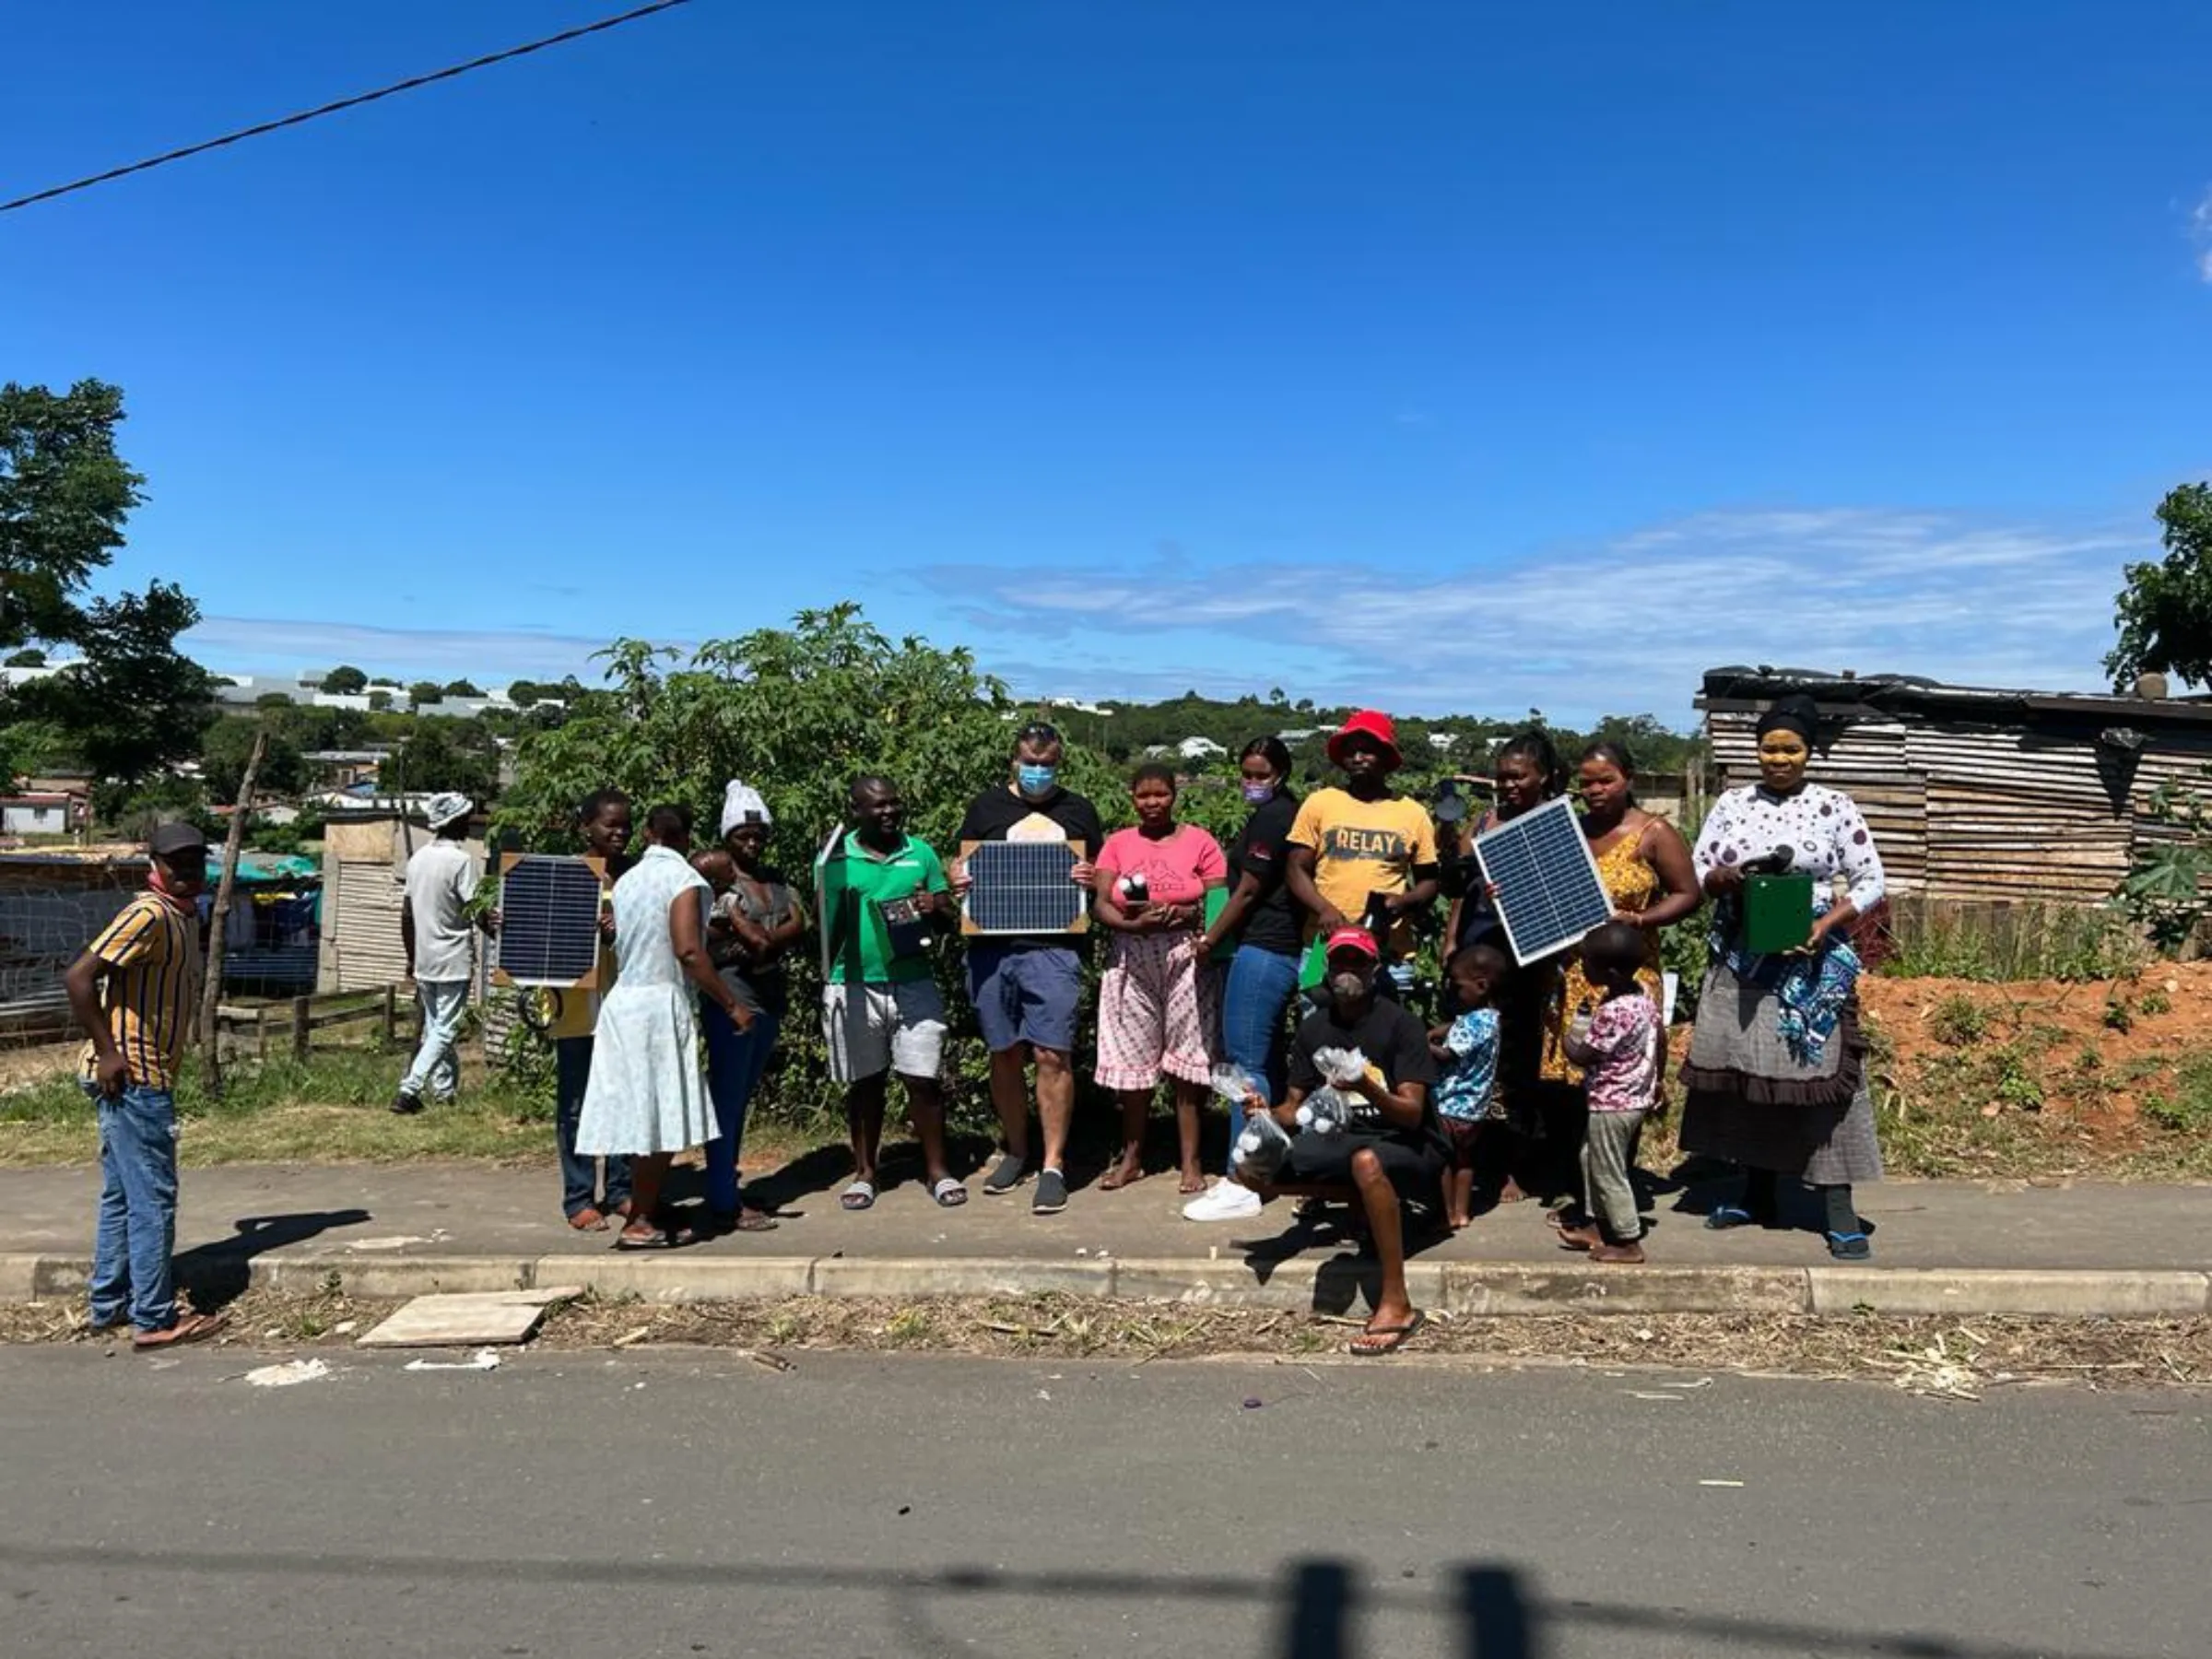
[1,1162,2206,1319]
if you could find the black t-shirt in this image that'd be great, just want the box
[1228,790,1303,958]
[1288,997,1440,1142]
[954,785,1105,950]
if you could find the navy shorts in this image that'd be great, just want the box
[966,942,1082,1055]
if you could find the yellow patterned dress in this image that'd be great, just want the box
[1540,828,1665,1084]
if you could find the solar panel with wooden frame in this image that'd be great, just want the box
[959,839,1090,935]
[491,853,607,990]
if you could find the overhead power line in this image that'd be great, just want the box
[1,0,695,215]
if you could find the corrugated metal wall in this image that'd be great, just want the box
[323,858,410,991]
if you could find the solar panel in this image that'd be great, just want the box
[960,839,1089,935]
[1471,798,1614,966]
[492,853,606,988]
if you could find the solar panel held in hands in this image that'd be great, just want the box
[959,840,1089,935]
[1471,798,1614,966]
[491,853,606,989]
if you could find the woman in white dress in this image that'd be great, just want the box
[577,804,753,1250]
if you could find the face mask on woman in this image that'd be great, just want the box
[1017,763,1058,798]
[1241,780,1277,805]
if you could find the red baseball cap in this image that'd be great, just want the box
[1325,709,1402,771]
[1324,926,1381,960]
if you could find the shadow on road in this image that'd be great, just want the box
[0,1542,2159,1659]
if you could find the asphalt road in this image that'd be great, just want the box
[0,1346,2205,1659]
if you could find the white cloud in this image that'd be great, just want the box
[2190,185,2212,284]
[910,507,2146,723]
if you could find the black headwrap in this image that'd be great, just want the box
[1755,693,1818,747]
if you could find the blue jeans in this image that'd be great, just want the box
[702,1002,780,1216]
[1218,945,1301,1169]
[555,1036,630,1218]
[87,1082,180,1333]
[400,979,469,1100]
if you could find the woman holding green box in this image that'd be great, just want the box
[1678,693,1888,1259]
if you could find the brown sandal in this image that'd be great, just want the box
[569,1207,608,1231]
[132,1312,229,1351]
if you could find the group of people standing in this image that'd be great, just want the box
[452,693,1888,1347]
[57,689,1883,1355]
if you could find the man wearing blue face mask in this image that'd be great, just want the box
[949,721,1103,1215]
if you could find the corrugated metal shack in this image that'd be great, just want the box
[318,806,515,1056]
[1697,667,2212,902]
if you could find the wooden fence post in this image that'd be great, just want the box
[379,984,396,1045]
[255,1007,269,1060]
[291,994,312,1062]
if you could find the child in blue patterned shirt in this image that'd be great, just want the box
[1430,943,1509,1230]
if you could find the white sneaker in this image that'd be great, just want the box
[1182,1182,1263,1222]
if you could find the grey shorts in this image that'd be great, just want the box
[822,980,948,1085]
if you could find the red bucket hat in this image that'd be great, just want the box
[1326,709,1403,772]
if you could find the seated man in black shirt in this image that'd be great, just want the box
[1226,926,1444,1355]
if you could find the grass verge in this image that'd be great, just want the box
[4,1288,2206,1397]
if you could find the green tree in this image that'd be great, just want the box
[0,380,145,651]
[407,681,443,706]
[202,717,305,802]
[16,582,213,810]
[442,678,482,698]
[390,718,498,800]
[506,679,540,707]
[320,664,368,694]
[2108,482,2212,689]
[6,648,46,668]
[368,689,393,712]
[500,605,1098,851]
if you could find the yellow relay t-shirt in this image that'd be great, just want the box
[1287,787,1439,955]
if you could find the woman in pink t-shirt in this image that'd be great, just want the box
[1093,764,1229,1193]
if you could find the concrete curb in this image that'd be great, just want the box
[4,1253,2206,1319]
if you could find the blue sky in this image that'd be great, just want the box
[7,1,2210,725]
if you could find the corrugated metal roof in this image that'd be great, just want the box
[1698,665,2212,729]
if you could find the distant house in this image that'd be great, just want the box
[1697,665,2212,903]
[1177,735,1227,760]
[301,748,388,790]
[0,794,77,836]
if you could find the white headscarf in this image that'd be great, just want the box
[424,792,473,830]
[719,780,771,838]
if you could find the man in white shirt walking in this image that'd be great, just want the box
[394,793,493,1114]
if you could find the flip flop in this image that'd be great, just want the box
[1826,1230,1873,1262]
[1704,1205,1757,1230]
[841,1180,877,1212]
[931,1178,969,1208]
[132,1312,229,1351]
[613,1225,700,1251]
[712,1209,780,1233]
[1347,1310,1427,1358]
[569,1207,609,1232]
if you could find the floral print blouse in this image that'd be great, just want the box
[1690,782,1886,916]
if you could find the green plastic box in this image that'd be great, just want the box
[1744,873,1815,954]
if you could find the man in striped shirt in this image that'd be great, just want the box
[63,820,228,1349]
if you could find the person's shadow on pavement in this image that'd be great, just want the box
[175,1209,373,1309]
